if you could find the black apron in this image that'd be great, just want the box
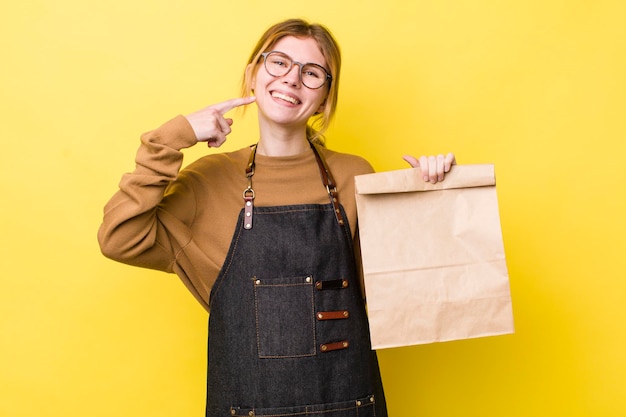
[205,143,387,416]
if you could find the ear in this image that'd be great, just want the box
[246,63,257,91]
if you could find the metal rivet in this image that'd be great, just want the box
[305,276,311,283]
[245,223,251,229]
[338,220,344,225]
[342,341,349,348]
[356,400,362,406]
[246,201,252,206]
[315,281,322,289]
[246,212,251,217]
[321,344,327,351]
[317,313,324,319]
[370,396,375,402]
[230,409,236,415]
[342,280,348,288]
[249,411,254,417]
[343,311,349,317]
[255,279,261,285]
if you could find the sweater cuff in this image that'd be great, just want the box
[147,115,198,150]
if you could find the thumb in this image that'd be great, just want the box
[402,155,420,168]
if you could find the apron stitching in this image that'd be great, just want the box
[208,220,244,306]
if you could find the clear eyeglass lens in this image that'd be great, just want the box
[264,52,328,89]
[301,64,327,89]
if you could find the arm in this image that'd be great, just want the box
[97,96,256,271]
[97,116,199,271]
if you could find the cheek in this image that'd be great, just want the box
[313,91,329,109]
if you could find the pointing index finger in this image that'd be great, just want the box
[214,96,256,114]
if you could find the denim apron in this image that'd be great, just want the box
[205,143,387,417]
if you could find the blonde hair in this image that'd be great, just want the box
[241,19,341,145]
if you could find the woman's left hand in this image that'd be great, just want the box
[403,153,456,183]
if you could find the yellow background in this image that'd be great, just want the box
[1,1,625,416]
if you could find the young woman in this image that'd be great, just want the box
[98,18,454,417]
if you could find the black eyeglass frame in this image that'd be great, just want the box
[260,51,332,89]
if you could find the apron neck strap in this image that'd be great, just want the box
[243,141,345,228]
[309,142,345,227]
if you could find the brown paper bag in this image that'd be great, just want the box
[355,164,513,349]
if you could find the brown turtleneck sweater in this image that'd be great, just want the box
[97,115,374,311]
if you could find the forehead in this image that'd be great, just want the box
[271,36,326,67]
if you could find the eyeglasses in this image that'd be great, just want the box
[260,51,332,89]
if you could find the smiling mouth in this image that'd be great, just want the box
[271,91,301,105]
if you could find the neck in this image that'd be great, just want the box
[256,122,310,157]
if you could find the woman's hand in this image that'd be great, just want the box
[185,96,256,148]
[403,153,456,183]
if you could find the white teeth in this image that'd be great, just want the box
[272,92,300,105]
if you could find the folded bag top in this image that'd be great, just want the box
[355,164,495,195]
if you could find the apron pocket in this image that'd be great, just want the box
[229,395,376,417]
[254,275,316,358]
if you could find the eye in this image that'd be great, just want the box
[272,58,287,67]
[303,65,326,79]
[267,52,291,68]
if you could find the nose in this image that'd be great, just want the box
[282,63,301,86]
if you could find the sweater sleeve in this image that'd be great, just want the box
[97,115,199,272]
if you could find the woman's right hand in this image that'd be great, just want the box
[185,96,256,148]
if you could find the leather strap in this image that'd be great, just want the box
[309,142,345,227]
[320,340,349,352]
[243,141,345,230]
[315,279,349,290]
[243,144,257,230]
[316,310,350,320]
